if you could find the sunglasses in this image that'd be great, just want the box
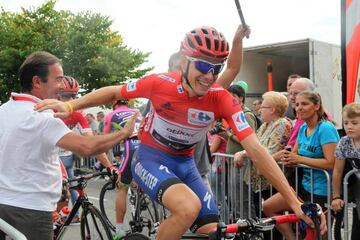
[60,92,77,100]
[186,56,224,75]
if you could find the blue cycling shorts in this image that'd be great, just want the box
[131,144,218,232]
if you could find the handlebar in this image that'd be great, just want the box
[209,203,322,240]
[67,171,110,184]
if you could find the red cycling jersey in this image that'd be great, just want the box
[120,72,253,156]
[62,111,92,133]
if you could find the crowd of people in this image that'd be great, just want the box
[1,21,359,240]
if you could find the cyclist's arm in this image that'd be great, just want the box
[56,114,137,156]
[215,25,250,89]
[239,134,306,218]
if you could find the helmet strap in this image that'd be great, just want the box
[182,60,194,91]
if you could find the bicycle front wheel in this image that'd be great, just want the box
[81,204,113,240]
[120,233,151,240]
[99,180,117,232]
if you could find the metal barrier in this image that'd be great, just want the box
[343,168,359,240]
[210,153,334,240]
[0,218,27,240]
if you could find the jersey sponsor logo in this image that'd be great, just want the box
[232,111,250,131]
[177,84,184,93]
[188,108,214,126]
[159,165,170,174]
[126,82,136,92]
[134,162,158,190]
[159,74,175,83]
[203,191,212,210]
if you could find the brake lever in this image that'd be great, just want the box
[301,203,322,240]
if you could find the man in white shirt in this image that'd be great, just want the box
[0,51,136,240]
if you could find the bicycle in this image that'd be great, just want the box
[53,171,113,240]
[99,176,160,237]
[120,203,322,240]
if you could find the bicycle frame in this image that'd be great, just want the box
[53,171,111,240]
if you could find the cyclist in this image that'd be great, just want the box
[59,76,117,224]
[103,99,141,238]
[35,26,326,240]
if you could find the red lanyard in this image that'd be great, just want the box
[12,96,38,103]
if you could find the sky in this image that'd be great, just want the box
[0,0,341,73]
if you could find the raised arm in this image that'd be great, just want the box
[216,25,250,89]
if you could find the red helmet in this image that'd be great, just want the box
[181,27,229,62]
[63,76,79,93]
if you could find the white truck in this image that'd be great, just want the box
[238,38,342,125]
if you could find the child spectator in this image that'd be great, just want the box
[332,103,360,240]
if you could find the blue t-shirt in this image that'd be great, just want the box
[297,120,339,196]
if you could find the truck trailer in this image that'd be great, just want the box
[238,38,342,125]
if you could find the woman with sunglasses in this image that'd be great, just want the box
[35,26,325,240]
[332,103,360,240]
[58,76,116,224]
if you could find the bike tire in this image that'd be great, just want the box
[99,180,117,232]
[120,233,151,240]
[129,190,160,236]
[81,204,113,240]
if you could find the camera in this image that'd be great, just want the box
[209,121,224,135]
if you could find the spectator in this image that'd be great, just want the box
[284,74,301,120]
[224,84,259,218]
[225,84,258,154]
[252,99,262,118]
[263,91,339,240]
[86,113,98,134]
[233,91,291,217]
[332,103,360,240]
[208,120,228,203]
[282,78,315,149]
[0,51,135,240]
[97,111,105,134]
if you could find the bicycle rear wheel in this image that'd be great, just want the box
[99,181,117,232]
[81,204,113,240]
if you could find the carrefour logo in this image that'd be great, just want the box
[188,108,214,126]
[232,111,249,131]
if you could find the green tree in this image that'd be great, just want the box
[0,0,152,103]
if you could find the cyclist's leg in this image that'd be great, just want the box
[59,154,79,211]
[131,145,201,240]
[181,163,219,235]
[115,139,139,236]
[263,192,295,240]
